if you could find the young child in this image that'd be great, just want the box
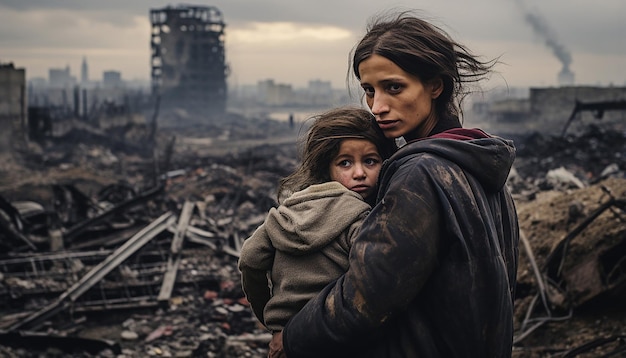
[237,107,395,334]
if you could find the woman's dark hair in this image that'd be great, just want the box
[350,10,497,121]
[278,106,395,203]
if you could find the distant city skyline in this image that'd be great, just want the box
[1,0,625,91]
[32,60,138,84]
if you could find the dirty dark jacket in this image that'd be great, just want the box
[282,128,520,358]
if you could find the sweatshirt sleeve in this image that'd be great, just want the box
[238,224,275,327]
[283,161,443,356]
[240,267,271,326]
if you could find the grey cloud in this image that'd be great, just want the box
[0,0,147,13]
[0,0,396,32]
[1,0,625,57]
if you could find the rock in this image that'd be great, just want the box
[121,330,139,341]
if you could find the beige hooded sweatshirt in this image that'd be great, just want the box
[238,181,370,332]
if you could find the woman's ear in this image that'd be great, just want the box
[430,78,444,99]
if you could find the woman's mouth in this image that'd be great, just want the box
[377,119,400,130]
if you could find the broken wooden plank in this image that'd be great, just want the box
[157,201,195,302]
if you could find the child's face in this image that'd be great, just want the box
[329,139,382,200]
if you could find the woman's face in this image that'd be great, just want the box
[329,139,382,201]
[358,54,441,140]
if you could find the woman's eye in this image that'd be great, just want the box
[362,86,374,97]
[388,84,402,93]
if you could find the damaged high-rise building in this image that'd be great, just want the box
[150,5,228,117]
[0,62,26,148]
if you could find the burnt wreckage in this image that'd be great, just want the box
[150,5,229,115]
[0,178,254,355]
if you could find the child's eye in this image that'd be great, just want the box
[338,160,352,167]
[364,158,380,166]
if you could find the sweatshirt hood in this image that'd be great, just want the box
[394,128,516,192]
[265,181,370,255]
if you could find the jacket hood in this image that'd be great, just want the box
[265,181,370,255]
[393,128,516,192]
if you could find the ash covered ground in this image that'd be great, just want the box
[1,112,626,357]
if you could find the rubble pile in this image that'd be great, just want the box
[1,113,300,357]
[511,124,626,185]
[1,115,625,357]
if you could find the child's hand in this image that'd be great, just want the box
[268,331,286,358]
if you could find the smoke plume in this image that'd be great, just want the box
[514,0,572,70]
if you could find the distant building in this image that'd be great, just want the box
[308,79,332,94]
[529,86,626,129]
[257,79,294,106]
[81,56,89,85]
[49,66,74,88]
[0,62,27,146]
[28,77,47,88]
[150,5,228,117]
[103,71,123,88]
[307,79,333,106]
[476,85,626,135]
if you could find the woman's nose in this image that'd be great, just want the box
[370,93,389,115]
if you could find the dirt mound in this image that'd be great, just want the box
[513,177,626,357]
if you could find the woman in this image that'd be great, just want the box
[272,11,520,358]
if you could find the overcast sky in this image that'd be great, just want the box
[1,0,624,91]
